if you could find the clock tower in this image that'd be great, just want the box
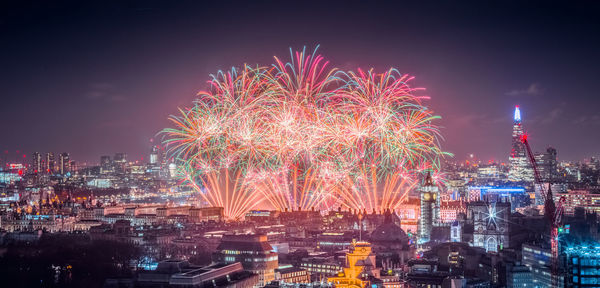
[418,172,438,244]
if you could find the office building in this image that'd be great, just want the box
[214,234,278,287]
[45,152,55,174]
[59,152,70,175]
[31,152,41,173]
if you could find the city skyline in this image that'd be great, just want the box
[3,2,600,287]
[1,1,600,162]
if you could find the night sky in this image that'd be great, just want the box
[1,0,599,164]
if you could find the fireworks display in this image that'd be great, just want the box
[162,47,448,220]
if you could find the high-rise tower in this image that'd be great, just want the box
[45,152,55,174]
[508,106,534,182]
[418,172,438,244]
[59,153,70,175]
[31,152,42,174]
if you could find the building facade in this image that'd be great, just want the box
[214,234,278,287]
[469,201,510,252]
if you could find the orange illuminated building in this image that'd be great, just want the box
[328,241,381,288]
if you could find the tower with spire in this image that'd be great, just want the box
[418,172,438,244]
[508,105,534,182]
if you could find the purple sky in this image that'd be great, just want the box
[1,1,600,164]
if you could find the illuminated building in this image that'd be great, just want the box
[477,163,502,183]
[59,152,70,175]
[327,241,381,288]
[508,106,534,183]
[214,234,278,287]
[468,201,510,253]
[113,152,126,174]
[396,199,419,235]
[1,214,76,233]
[299,256,342,281]
[522,243,563,287]
[535,147,558,182]
[245,210,280,223]
[556,189,600,216]
[45,152,55,174]
[418,172,438,244]
[507,264,531,288]
[275,266,310,284]
[317,231,355,251]
[564,245,600,287]
[150,145,160,164]
[189,206,224,222]
[100,155,112,174]
[468,186,529,210]
[31,152,41,174]
[439,201,466,224]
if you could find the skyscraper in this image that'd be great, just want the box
[113,153,127,174]
[540,147,558,182]
[45,152,55,174]
[508,106,534,182]
[100,155,112,174]
[150,145,159,165]
[31,152,41,174]
[59,152,70,175]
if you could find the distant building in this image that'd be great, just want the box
[535,147,558,182]
[31,152,42,174]
[113,153,127,174]
[100,155,112,174]
[275,266,310,284]
[59,152,70,175]
[45,152,55,174]
[214,234,278,287]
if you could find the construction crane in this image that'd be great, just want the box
[521,134,565,287]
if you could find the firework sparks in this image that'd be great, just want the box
[162,47,449,220]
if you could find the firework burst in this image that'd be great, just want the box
[162,47,449,220]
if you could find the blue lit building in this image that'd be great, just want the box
[565,245,600,287]
[468,186,529,210]
[522,243,564,287]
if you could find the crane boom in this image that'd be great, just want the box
[520,134,564,287]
